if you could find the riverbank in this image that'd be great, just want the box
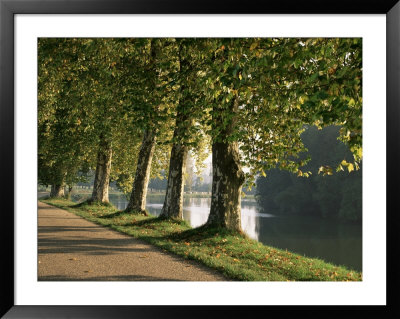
[40,198,362,281]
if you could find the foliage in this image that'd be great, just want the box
[194,38,362,186]
[38,38,175,193]
[38,37,363,226]
[38,39,94,187]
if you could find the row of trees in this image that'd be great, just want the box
[256,126,362,222]
[38,38,362,231]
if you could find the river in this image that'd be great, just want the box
[109,194,362,271]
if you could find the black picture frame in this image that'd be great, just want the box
[1,0,398,317]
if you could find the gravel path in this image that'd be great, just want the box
[38,201,226,281]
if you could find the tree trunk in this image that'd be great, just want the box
[91,139,112,203]
[66,185,73,199]
[160,141,188,219]
[206,97,245,231]
[206,140,245,231]
[126,39,158,214]
[160,41,192,219]
[126,129,156,213]
[50,184,65,198]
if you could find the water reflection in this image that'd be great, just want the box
[105,193,362,271]
[182,199,209,228]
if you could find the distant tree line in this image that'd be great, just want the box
[256,126,361,222]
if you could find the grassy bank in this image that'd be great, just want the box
[67,192,214,203]
[40,198,361,281]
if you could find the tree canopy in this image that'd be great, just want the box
[38,37,362,231]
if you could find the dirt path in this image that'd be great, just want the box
[38,201,226,281]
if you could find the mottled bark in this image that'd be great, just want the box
[160,141,188,219]
[206,98,245,231]
[50,184,65,198]
[91,139,112,203]
[126,129,156,213]
[160,41,192,219]
[206,140,245,231]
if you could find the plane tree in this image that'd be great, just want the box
[123,38,176,214]
[38,38,149,202]
[195,38,362,231]
[38,38,95,197]
[38,37,362,227]
[160,38,211,220]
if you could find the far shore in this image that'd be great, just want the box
[37,188,255,201]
